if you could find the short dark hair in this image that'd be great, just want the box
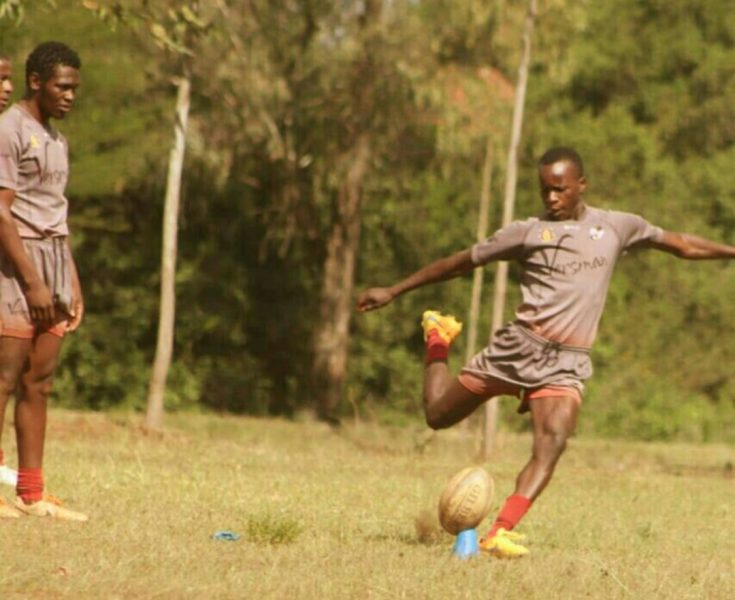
[25,41,80,86]
[538,146,584,177]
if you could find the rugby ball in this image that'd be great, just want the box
[438,466,494,535]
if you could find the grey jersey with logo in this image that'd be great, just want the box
[0,104,70,238]
[471,206,664,348]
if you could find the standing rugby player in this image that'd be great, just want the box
[0,42,87,521]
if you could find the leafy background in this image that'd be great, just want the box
[2,0,735,441]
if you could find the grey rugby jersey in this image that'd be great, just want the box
[472,205,664,348]
[0,104,70,238]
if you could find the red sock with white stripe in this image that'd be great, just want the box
[17,468,44,504]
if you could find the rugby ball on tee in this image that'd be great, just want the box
[438,466,494,535]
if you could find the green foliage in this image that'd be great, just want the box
[81,0,212,56]
[4,0,735,442]
[522,0,735,442]
[0,0,55,23]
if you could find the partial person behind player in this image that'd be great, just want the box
[0,51,18,491]
[357,146,735,557]
[0,53,12,112]
[0,42,87,521]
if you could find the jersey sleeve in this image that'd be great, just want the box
[471,220,531,266]
[0,116,20,191]
[610,211,664,250]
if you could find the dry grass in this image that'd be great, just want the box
[1,409,734,599]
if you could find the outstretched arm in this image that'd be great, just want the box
[647,231,735,260]
[356,249,474,312]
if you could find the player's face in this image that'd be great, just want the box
[0,59,13,112]
[538,160,586,221]
[30,64,80,121]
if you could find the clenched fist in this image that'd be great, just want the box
[356,287,394,312]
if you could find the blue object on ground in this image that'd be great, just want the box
[212,530,240,541]
[452,528,479,559]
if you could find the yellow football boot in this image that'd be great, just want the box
[421,310,463,344]
[14,495,89,522]
[479,528,530,558]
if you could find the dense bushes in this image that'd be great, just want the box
[3,0,735,442]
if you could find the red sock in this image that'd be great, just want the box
[486,494,532,538]
[425,330,449,365]
[17,468,44,503]
[0,449,4,465]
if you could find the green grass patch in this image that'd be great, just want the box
[246,511,303,545]
[0,409,733,599]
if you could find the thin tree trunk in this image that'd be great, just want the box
[460,136,494,434]
[465,137,495,365]
[483,0,538,458]
[144,73,191,431]
[313,135,372,424]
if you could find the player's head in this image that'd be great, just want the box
[537,146,586,221]
[25,41,81,121]
[0,53,12,112]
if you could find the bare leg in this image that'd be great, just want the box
[513,395,578,501]
[423,362,487,429]
[15,332,63,469]
[0,337,32,456]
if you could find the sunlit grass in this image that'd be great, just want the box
[0,409,733,599]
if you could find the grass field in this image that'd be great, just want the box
[1,409,734,599]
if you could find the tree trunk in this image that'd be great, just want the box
[144,74,191,431]
[311,0,381,424]
[483,0,538,458]
[312,135,371,424]
[460,136,494,435]
[465,137,495,367]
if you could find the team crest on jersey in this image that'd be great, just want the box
[29,134,40,149]
[589,226,605,240]
[540,228,555,242]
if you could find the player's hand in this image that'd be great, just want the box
[356,287,394,312]
[66,295,84,332]
[25,281,55,324]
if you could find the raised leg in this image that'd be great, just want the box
[423,364,487,430]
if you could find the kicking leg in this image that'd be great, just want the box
[424,369,487,430]
[421,310,487,429]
